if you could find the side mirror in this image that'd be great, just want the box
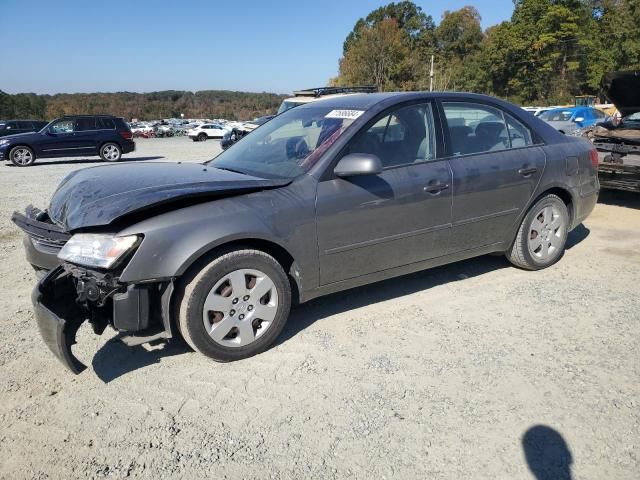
[334,153,383,178]
[574,117,584,123]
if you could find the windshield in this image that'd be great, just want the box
[209,106,361,179]
[277,100,305,115]
[540,110,574,122]
[623,112,640,122]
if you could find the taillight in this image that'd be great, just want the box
[119,131,133,140]
[589,148,599,168]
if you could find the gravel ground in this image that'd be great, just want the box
[0,137,638,479]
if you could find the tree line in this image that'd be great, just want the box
[0,90,285,121]
[332,0,640,105]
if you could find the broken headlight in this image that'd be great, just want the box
[58,234,140,269]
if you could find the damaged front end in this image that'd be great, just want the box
[583,70,640,192]
[579,124,640,192]
[32,263,171,374]
[13,205,173,374]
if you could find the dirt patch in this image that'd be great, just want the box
[0,139,638,479]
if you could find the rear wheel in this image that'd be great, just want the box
[507,194,569,270]
[100,142,122,162]
[177,249,291,362]
[198,133,207,142]
[9,146,36,166]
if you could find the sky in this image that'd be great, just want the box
[0,0,514,95]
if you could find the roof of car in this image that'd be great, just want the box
[298,91,520,110]
[59,114,119,119]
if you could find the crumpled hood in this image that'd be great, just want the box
[49,162,290,231]
[601,71,640,117]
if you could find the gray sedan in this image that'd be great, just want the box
[13,92,600,373]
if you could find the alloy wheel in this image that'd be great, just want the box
[102,144,120,161]
[12,148,33,165]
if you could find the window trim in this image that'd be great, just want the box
[328,100,442,176]
[435,99,545,160]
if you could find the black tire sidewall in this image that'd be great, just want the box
[517,196,569,269]
[10,146,35,166]
[100,143,121,162]
[198,133,207,141]
[183,252,291,361]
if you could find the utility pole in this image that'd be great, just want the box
[429,55,434,92]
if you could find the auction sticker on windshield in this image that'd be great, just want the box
[325,109,365,120]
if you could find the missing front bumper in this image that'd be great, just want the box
[32,267,89,374]
[32,266,172,374]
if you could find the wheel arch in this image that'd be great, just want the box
[175,237,301,304]
[166,237,301,340]
[531,186,575,226]
[505,185,576,251]
[99,140,123,152]
[8,144,37,164]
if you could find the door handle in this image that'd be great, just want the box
[423,182,450,194]
[518,166,538,177]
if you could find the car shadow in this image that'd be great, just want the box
[5,156,165,167]
[566,223,590,249]
[92,335,191,383]
[522,425,573,480]
[90,226,590,381]
[598,188,640,210]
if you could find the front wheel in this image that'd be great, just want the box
[507,194,569,270]
[177,249,292,362]
[100,143,122,162]
[9,146,36,166]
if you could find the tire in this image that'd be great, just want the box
[198,133,207,142]
[506,194,569,270]
[9,146,36,166]
[100,142,122,162]
[177,249,292,362]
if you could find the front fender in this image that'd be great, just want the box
[116,181,318,288]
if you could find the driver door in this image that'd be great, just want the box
[39,118,78,156]
[315,103,452,285]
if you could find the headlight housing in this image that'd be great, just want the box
[0,139,10,146]
[57,234,140,269]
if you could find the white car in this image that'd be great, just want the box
[188,123,230,142]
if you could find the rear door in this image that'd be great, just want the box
[439,101,546,253]
[316,102,452,285]
[73,117,100,154]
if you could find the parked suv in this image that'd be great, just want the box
[188,123,230,142]
[0,115,134,166]
[0,120,48,137]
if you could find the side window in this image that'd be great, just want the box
[6,121,18,130]
[505,113,533,148]
[443,102,509,155]
[17,121,33,129]
[98,118,116,129]
[75,118,96,131]
[50,119,75,133]
[345,103,436,168]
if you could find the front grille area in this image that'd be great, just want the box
[11,206,71,251]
